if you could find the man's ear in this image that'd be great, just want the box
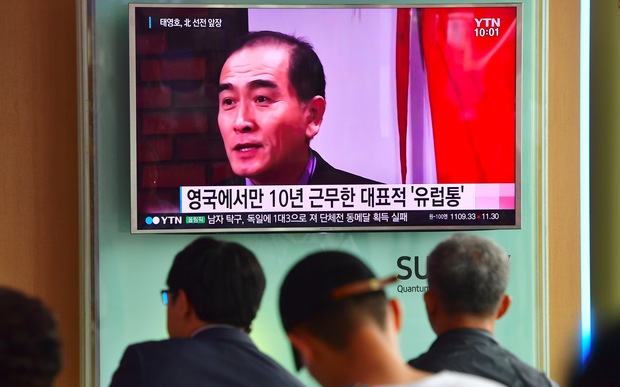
[423,289,437,318]
[288,331,314,368]
[496,294,512,320]
[175,289,194,318]
[423,289,441,334]
[304,96,326,140]
[388,298,403,332]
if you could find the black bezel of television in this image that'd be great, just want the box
[129,3,522,233]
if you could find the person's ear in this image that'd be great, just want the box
[496,294,512,320]
[174,289,194,318]
[288,331,314,368]
[424,289,437,318]
[388,298,403,332]
[304,96,326,140]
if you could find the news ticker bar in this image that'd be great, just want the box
[138,209,517,231]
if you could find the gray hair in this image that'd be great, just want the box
[427,233,509,316]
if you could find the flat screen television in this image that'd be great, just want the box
[129,3,522,233]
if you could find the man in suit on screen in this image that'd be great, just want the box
[109,237,303,387]
[217,30,380,186]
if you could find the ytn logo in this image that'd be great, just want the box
[474,17,501,28]
[145,216,183,225]
[396,256,427,280]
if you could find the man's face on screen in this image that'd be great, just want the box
[218,44,319,185]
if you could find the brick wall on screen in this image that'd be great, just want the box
[134,8,248,213]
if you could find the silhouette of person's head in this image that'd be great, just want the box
[0,286,61,387]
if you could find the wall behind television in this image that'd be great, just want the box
[96,1,541,386]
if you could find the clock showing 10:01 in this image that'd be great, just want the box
[474,16,501,37]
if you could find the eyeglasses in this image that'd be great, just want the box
[160,289,174,306]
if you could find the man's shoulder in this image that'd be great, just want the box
[409,329,497,366]
[126,328,254,354]
[311,150,382,185]
[119,337,209,359]
[416,371,507,386]
[112,334,303,387]
[124,338,180,351]
[408,330,553,387]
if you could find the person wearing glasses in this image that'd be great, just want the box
[109,237,303,387]
[278,250,505,387]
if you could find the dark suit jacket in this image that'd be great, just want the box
[310,151,381,185]
[408,328,554,387]
[109,326,304,387]
[219,150,381,185]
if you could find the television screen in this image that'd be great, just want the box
[129,3,521,233]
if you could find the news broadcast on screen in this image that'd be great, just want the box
[129,4,521,233]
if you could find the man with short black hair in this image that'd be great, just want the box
[0,286,62,387]
[279,250,505,387]
[217,30,381,186]
[110,237,303,387]
[408,233,555,386]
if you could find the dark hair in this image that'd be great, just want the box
[279,250,391,351]
[303,293,388,350]
[166,237,266,332]
[427,233,509,316]
[0,287,62,387]
[225,30,326,102]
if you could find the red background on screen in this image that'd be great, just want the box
[421,7,517,184]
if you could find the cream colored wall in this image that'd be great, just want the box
[0,1,79,386]
[591,2,620,330]
[547,0,582,384]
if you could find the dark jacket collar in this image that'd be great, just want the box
[192,325,254,346]
[437,328,498,343]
